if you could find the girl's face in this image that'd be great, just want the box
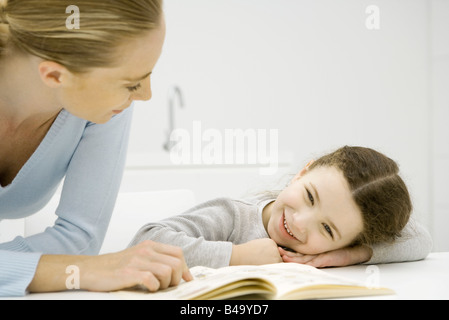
[57,21,166,124]
[265,165,364,255]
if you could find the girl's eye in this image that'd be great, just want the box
[323,223,334,239]
[127,83,142,92]
[306,188,314,205]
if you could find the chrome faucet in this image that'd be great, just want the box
[163,85,184,151]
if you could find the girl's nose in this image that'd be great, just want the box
[291,211,312,241]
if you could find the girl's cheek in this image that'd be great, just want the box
[285,190,302,208]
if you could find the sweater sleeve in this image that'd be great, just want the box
[0,251,42,297]
[128,198,238,268]
[0,108,132,296]
[366,217,433,264]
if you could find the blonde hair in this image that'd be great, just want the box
[0,0,163,73]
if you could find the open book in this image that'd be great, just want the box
[116,263,394,300]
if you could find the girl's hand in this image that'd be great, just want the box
[230,239,283,266]
[278,247,318,265]
[278,245,373,268]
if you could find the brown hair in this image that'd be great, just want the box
[258,145,412,247]
[308,145,412,246]
[0,0,163,73]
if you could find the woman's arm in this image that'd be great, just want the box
[27,241,192,294]
[1,108,133,255]
[0,107,138,296]
[0,251,42,296]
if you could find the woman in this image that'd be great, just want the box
[0,0,192,297]
[130,146,432,268]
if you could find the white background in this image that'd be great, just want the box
[121,0,448,251]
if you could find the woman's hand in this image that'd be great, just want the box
[28,240,193,293]
[278,245,373,268]
[230,239,283,266]
[82,240,193,292]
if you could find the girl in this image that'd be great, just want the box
[130,146,432,268]
[0,0,191,297]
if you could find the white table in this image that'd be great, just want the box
[325,251,449,299]
[5,252,449,300]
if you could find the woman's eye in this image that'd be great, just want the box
[323,223,334,239]
[127,83,142,92]
[306,188,314,205]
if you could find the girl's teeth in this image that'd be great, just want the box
[284,217,297,239]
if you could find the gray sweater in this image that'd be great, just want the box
[129,197,433,268]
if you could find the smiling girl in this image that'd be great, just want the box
[130,146,432,268]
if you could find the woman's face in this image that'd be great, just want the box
[58,21,166,124]
[266,165,364,255]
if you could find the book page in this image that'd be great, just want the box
[116,265,276,300]
[232,263,377,299]
[115,263,392,300]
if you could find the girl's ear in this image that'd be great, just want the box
[290,160,315,183]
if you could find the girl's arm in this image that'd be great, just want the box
[279,245,372,267]
[231,238,283,265]
[365,218,433,264]
[129,199,237,268]
[129,198,282,268]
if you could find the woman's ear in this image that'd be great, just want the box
[290,159,315,183]
[38,61,70,89]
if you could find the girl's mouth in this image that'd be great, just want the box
[282,211,299,241]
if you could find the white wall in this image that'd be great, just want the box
[123,1,447,250]
[430,0,449,251]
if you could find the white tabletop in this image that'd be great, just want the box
[325,251,449,299]
[5,252,449,300]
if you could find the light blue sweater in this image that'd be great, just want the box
[0,107,133,297]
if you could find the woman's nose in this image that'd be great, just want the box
[132,79,152,101]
